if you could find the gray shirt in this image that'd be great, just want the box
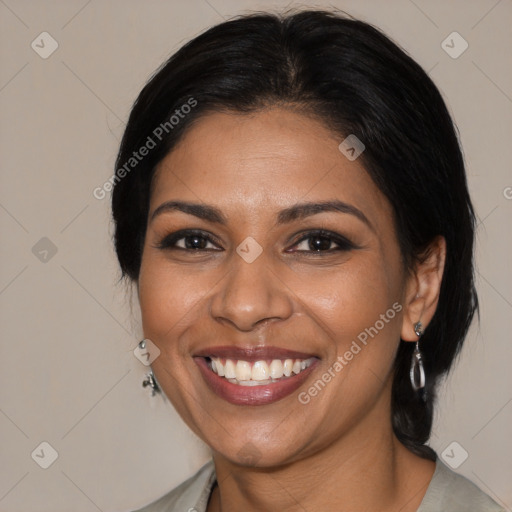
[132,458,505,511]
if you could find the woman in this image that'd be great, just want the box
[112,10,504,512]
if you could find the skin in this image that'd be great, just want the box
[137,108,446,512]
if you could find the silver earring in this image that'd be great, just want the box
[139,340,160,396]
[142,371,160,396]
[410,321,425,392]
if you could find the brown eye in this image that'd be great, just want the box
[181,234,210,250]
[291,230,356,253]
[155,229,222,251]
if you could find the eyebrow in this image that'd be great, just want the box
[150,199,373,230]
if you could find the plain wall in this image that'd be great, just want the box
[0,0,511,510]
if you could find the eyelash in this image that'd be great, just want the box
[154,229,356,254]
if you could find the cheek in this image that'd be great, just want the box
[288,254,403,344]
[330,257,404,394]
[138,255,209,346]
[294,254,404,408]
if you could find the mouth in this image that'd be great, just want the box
[193,346,319,406]
[206,356,316,385]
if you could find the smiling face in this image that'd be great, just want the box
[138,107,415,467]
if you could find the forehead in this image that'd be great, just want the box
[150,108,392,226]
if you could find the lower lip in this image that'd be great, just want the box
[194,357,319,406]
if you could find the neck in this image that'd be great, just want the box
[208,398,435,512]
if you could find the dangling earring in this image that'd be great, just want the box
[138,340,161,396]
[142,371,160,396]
[410,321,425,392]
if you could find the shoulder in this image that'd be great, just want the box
[130,460,216,512]
[418,459,505,512]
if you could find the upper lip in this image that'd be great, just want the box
[194,345,318,361]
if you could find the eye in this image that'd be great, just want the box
[155,229,355,254]
[155,229,222,251]
[289,230,355,253]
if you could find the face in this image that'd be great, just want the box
[138,108,411,467]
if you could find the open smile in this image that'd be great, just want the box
[194,346,320,406]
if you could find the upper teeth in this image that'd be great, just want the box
[210,357,314,384]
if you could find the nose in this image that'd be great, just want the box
[210,253,294,332]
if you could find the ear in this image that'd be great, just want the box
[401,236,446,342]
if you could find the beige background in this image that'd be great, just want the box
[0,0,511,511]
